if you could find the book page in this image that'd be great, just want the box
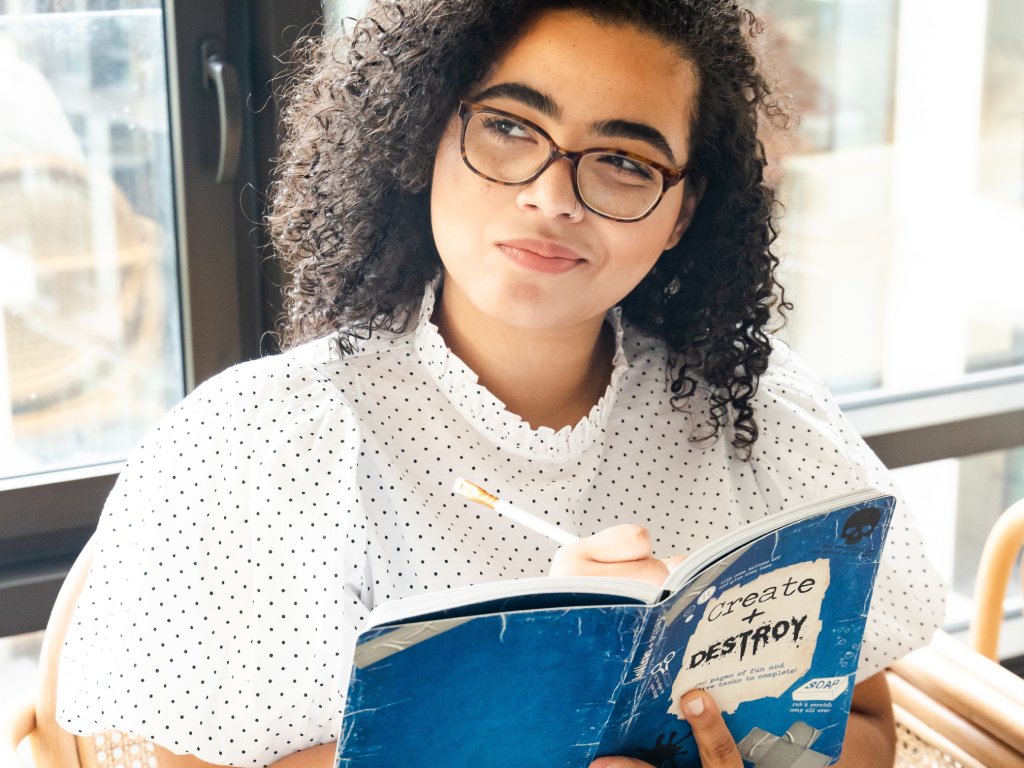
[366,575,660,627]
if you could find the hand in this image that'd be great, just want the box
[550,524,685,587]
[589,690,743,768]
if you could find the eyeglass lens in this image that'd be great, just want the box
[464,111,664,220]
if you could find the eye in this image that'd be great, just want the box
[597,154,656,181]
[480,115,534,142]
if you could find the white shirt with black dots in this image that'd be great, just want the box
[57,281,947,767]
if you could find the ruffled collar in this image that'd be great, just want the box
[414,278,628,462]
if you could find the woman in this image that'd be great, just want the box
[57,1,946,766]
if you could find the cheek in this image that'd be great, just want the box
[430,130,465,214]
[603,206,681,277]
[430,134,515,274]
[430,133,476,260]
[431,129,496,220]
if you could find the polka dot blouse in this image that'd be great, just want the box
[57,280,946,766]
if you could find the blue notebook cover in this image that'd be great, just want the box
[336,491,895,767]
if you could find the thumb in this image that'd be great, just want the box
[680,690,743,766]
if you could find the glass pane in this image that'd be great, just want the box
[892,446,1024,628]
[760,0,1024,395]
[0,1,183,480]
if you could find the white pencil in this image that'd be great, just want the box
[452,477,579,547]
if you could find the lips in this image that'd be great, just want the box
[497,238,585,274]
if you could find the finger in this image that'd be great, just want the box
[589,757,656,768]
[680,690,743,767]
[661,554,686,573]
[575,524,654,563]
[556,556,668,587]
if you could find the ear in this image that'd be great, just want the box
[664,175,707,251]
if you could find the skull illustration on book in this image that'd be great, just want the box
[840,506,881,545]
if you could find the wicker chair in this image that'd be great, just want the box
[970,498,1024,662]
[888,632,1024,767]
[4,501,1024,768]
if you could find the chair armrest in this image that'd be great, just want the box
[889,632,1024,756]
[931,629,1024,707]
[971,498,1024,659]
[887,672,1018,768]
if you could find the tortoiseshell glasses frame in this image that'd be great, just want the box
[457,101,689,222]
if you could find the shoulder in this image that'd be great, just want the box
[618,317,672,382]
[115,336,381,488]
[161,345,337,438]
[754,340,844,424]
[746,339,889,506]
[617,321,842,423]
[173,331,399,424]
[752,339,868,458]
[193,335,342,400]
[117,326,427,482]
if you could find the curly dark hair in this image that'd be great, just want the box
[268,0,792,454]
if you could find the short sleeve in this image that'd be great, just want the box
[749,342,948,681]
[56,355,371,767]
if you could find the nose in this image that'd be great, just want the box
[515,155,581,221]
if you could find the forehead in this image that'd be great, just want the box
[480,9,698,151]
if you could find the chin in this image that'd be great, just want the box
[475,282,600,331]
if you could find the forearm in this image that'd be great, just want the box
[832,709,897,767]
[269,743,336,767]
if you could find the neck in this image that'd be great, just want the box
[433,280,616,431]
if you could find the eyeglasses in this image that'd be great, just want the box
[457,101,688,222]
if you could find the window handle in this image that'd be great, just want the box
[201,38,242,184]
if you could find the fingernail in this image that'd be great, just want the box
[684,695,705,716]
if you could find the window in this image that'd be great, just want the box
[0,1,184,481]
[0,0,323,637]
[760,0,1024,632]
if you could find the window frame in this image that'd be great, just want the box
[850,368,1024,469]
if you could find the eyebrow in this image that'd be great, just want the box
[590,119,677,166]
[470,81,679,165]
